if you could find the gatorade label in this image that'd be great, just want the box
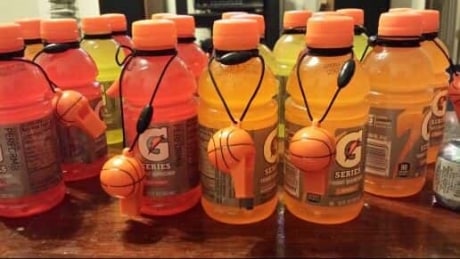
[137,116,199,197]
[365,106,430,178]
[429,87,449,147]
[284,122,365,207]
[100,81,122,131]
[0,114,62,198]
[199,124,278,208]
[58,98,107,164]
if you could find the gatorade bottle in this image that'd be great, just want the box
[336,9,369,60]
[102,13,133,49]
[161,15,208,84]
[198,19,278,224]
[231,14,278,75]
[362,12,433,197]
[35,18,108,182]
[15,18,43,60]
[284,16,369,224]
[273,10,312,162]
[0,23,65,217]
[81,16,124,146]
[417,10,450,164]
[114,19,200,215]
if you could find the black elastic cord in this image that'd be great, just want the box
[82,34,113,40]
[208,53,265,125]
[282,27,306,35]
[423,32,438,41]
[178,37,196,44]
[0,49,25,60]
[24,39,42,45]
[354,25,368,36]
[425,34,456,82]
[360,35,422,62]
[32,41,81,62]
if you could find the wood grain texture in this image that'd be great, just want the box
[0,163,459,258]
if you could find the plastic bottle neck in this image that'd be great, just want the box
[306,46,353,57]
[177,36,196,44]
[373,35,421,48]
[283,27,306,35]
[82,33,113,40]
[24,39,42,45]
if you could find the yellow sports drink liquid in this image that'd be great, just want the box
[273,10,312,158]
[336,9,369,60]
[81,16,124,146]
[362,12,433,197]
[417,10,450,164]
[284,15,370,224]
[15,18,43,60]
[198,19,278,224]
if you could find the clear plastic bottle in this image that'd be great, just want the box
[362,12,433,197]
[15,18,43,60]
[0,23,65,217]
[284,15,369,224]
[198,19,278,224]
[35,18,108,182]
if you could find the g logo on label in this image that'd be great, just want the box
[263,128,278,164]
[431,90,448,117]
[138,127,169,162]
[336,129,363,168]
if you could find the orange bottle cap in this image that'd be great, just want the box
[312,11,343,17]
[0,23,24,53]
[163,14,195,38]
[132,19,176,50]
[81,16,111,35]
[102,13,128,32]
[15,18,41,40]
[417,9,439,33]
[389,8,414,12]
[231,14,265,38]
[213,19,259,51]
[378,12,422,37]
[306,16,354,49]
[283,10,312,29]
[151,12,175,19]
[41,18,79,43]
[221,11,247,19]
[336,8,364,26]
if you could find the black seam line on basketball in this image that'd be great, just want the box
[101,167,136,196]
[218,130,231,169]
[289,152,337,159]
[124,158,142,180]
[290,136,333,155]
[57,95,83,121]
[101,175,146,188]
[208,143,254,154]
[225,128,240,162]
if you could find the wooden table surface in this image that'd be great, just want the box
[0,162,459,258]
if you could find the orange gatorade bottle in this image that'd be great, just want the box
[336,8,369,60]
[15,18,43,60]
[284,16,369,224]
[0,23,65,217]
[198,19,278,224]
[102,13,134,49]
[362,12,433,197]
[106,19,200,216]
[34,18,108,182]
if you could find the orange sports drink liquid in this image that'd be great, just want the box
[198,19,278,224]
[15,18,43,60]
[35,18,108,182]
[336,8,369,60]
[157,14,207,84]
[417,10,450,164]
[284,15,370,224]
[81,16,124,146]
[0,23,65,217]
[110,19,200,215]
[362,12,433,197]
[102,13,134,49]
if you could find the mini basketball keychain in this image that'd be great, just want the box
[288,51,356,197]
[206,50,264,209]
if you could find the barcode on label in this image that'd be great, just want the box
[365,138,391,177]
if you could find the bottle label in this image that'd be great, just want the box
[199,124,278,207]
[137,116,199,197]
[429,87,449,147]
[434,157,460,202]
[58,97,107,164]
[100,81,122,131]
[284,122,365,207]
[365,106,430,178]
[0,114,62,198]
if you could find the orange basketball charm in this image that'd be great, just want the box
[207,125,256,205]
[289,125,336,172]
[53,88,106,139]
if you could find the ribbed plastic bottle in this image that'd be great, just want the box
[35,18,108,182]
[102,13,133,49]
[362,12,433,197]
[15,18,43,60]
[80,16,123,146]
[117,19,200,215]
[198,19,278,224]
[336,8,369,60]
[284,16,369,224]
[0,23,65,217]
